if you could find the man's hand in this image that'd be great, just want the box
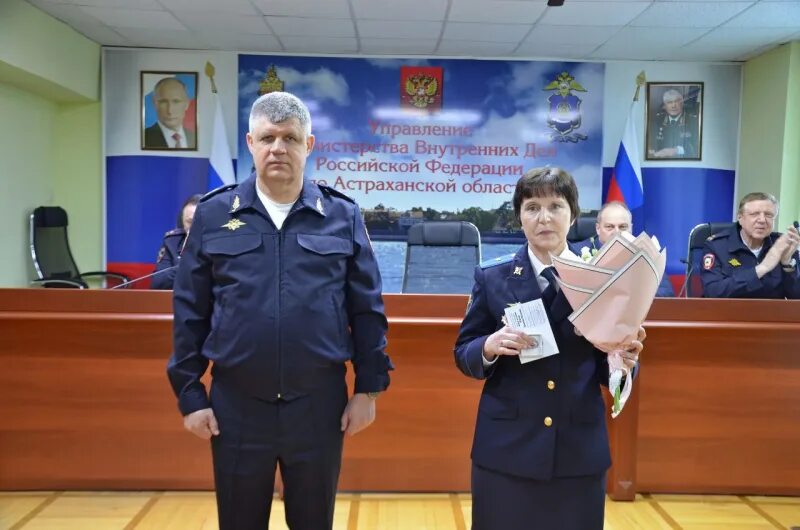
[340,393,376,436]
[183,408,219,440]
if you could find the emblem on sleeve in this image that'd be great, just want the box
[157,247,166,263]
[222,218,246,231]
[702,254,715,270]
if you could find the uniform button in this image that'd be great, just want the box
[547,380,555,390]
[277,393,282,399]
[544,417,553,427]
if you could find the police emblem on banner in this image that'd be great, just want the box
[400,66,443,110]
[543,72,588,143]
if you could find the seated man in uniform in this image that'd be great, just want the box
[701,192,800,299]
[152,194,201,290]
[570,201,675,297]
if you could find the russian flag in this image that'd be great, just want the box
[208,95,235,190]
[606,102,643,208]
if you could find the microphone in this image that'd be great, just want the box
[678,257,693,298]
[794,221,799,230]
[111,265,178,289]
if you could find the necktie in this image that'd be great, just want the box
[172,132,182,148]
[540,266,558,307]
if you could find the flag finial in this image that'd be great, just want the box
[633,71,646,102]
[205,61,218,94]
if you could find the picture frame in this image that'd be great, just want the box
[645,82,703,161]
[141,71,198,151]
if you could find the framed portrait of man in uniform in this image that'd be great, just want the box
[645,82,703,161]
[141,71,198,151]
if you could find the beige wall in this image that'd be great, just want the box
[0,0,100,286]
[739,42,800,230]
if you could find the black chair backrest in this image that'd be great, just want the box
[402,221,481,294]
[685,221,735,297]
[30,206,81,282]
[567,211,598,243]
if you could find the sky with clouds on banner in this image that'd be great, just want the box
[238,55,604,211]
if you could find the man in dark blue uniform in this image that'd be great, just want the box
[702,192,800,299]
[570,201,675,296]
[168,92,392,530]
[152,194,201,290]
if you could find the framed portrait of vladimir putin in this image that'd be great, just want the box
[141,71,198,151]
[645,82,703,161]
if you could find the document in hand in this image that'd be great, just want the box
[551,232,666,417]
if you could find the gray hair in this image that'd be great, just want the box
[662,89,683,103]
[249,91,312,136]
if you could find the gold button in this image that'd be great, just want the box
[544,417,553,427]
[547,380,555,390]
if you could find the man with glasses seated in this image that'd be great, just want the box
[701,192,800,299]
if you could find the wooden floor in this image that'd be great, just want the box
[1,492,799,529]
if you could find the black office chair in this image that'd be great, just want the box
[402,221,481,294]
[684,221,735,297]
[567,210,599,243]
[30,206,129,288]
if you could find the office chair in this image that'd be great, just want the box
[30,206,129,288]
[683,221,735,297]
[567,210,599,243]
[401,221,481,294]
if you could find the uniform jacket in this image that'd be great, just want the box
[701,223,800,299]
[152,228,186,290]
[455,245,612,481]
[168,175,392,415]
[569,237,675,297]
[649,111,699,157]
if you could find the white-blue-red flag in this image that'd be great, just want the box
[207,94,235,190]
[606,102,643,208]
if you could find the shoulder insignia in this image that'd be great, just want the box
[164,228,186,238]
[480,253,514,269]
[156,246,166,263]
[318,184,355,204]
[200,183,237,203]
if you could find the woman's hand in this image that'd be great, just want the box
[483,325,537,362]
[619,326,646,371]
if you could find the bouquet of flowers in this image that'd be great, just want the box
[552,232,666,417]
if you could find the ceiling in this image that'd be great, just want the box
[26,0,800,62]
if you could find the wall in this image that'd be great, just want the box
[0,0,100,287]
[0,84,56,286]
[739,42,800,230]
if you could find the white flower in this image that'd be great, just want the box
[580,246,592,262]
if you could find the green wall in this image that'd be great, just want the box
[0,0,100,287]
[740,42,800,229]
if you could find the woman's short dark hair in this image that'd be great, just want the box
[176,193,203,228]
[512,167,580,223]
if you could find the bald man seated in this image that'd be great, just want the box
[569,201,674,297]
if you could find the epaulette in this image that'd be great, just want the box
[318,184,355,203]
[480,253,514,269]
[706,232,726,241]
[164,228,186,238]
[200,183,237,203]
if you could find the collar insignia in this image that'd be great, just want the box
[513,266,523,276]
[230,195,240,213]
[316,197,324,214]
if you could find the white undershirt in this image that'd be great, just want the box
[256,184,295,230]
[740,229,762,257]
[527,244,581,293]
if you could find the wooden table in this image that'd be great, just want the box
[1,290,798,499]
